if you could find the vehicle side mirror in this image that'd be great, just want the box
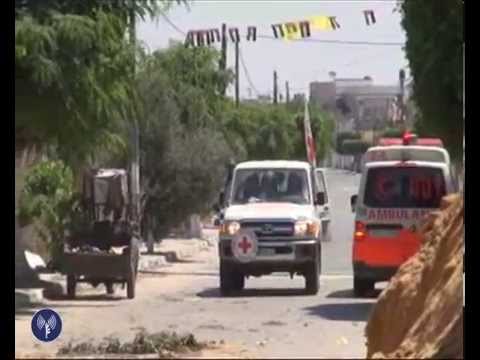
[315,192,326,206]
[350,195,358,213]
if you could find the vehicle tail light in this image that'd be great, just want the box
[354,221,367,241]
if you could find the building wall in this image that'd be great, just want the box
[309,82,336,109]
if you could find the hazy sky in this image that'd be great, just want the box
[137,0,408,99]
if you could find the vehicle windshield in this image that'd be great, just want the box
[231,168,311,205]
[364,166,447,208]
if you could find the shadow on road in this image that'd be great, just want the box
[46,293,125,301]
[140,251,199,263]
[197,287,309,298]
[15,300,117,318]
[304,302,374,322]
[327,288,382,299]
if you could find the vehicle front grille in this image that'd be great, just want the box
[240,221,294,239]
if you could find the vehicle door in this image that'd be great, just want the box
[314,168,331,240]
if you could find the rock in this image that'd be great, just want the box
[365,194,463,359]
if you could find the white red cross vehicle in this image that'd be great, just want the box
[350,133,458,296]
[216,160,329,295]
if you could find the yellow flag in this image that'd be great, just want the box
[282,22,302,41]
[309,15,333,31]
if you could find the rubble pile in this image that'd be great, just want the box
[365,194,464,359]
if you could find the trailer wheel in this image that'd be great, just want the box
[106,281,115,295]
[127,271,136,299]
[67,274,76,299]
[126,237,139,299]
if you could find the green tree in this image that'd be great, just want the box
[335,132,362,154]
[18,160,78,265]
[399,0,463,159]
[137,45,234,238]
[15,0,185,169]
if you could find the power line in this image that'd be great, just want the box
[157,14,404,47]
[159,12,187,36]
[238,46,261,97]
[257,34,404,46]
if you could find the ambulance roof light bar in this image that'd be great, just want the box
[402,131,418,145]
[377,134,443,148]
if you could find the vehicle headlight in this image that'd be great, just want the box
[220,221,241,236]
[294,221,319,237]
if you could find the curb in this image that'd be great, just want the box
[138,255,170,272]
[15,288,44,309]
[39,274,90,299]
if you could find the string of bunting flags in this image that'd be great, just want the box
[185,10,377,47]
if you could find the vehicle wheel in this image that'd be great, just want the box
[353,277,375,297]
[220,261,244,296]
[127,271,136,299]
[305,258,320,295]
[106,281,115,295]
[66,274,76,299]
[126,238,139,299]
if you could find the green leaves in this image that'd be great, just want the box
[400,0,463,159]
[19,160,76,261]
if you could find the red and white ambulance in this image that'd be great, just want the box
[350,133,458,296]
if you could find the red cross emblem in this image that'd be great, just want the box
[238,236,252,254]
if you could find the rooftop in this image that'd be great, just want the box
[336,85,399,96]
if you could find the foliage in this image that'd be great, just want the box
[341,140,371,155]
[18,160,79,263]
[137,45,234,237]
[15,0,186,168]
[399,0,463,159]
[58,329,205,357]
[335,132,362,154]
[223,102,335,163]
[381,127,404,138]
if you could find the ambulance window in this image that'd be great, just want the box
[364,167,446,208]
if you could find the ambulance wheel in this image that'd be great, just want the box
[354,277,374,297]
[66,274,76,299]
[305,260,320,295]
[220,262,244,295]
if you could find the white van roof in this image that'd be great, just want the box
[235,160,311,170]
[364,145,450,165]
[364,160,450,170]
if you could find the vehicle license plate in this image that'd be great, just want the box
[258,248,276,256]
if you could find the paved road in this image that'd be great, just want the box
[16,170,377,359]
[322,169,361,275]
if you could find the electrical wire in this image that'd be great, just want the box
[238,46,261,97]
[256,34,404,46]
[159,11,187,36]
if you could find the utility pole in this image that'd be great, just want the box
[273,71,278,104]
[129,9,144,250]
[220,23,227,96]
[399,68,406,128]
[235,40,239,107]
[285,81,290,104]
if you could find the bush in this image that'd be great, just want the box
[18,160,79,264]
[341,140,371,155]
[336,132,362,154]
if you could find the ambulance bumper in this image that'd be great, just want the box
[353,261,399,281]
